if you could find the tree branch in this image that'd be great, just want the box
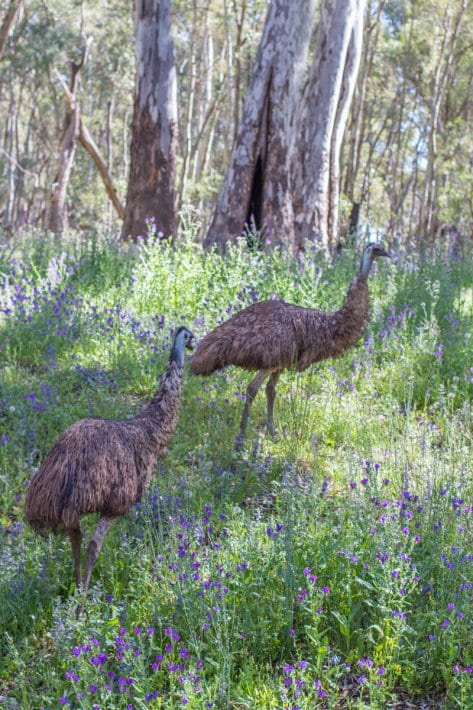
[55,69,124,219]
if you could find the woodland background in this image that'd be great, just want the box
[1,0,473,252]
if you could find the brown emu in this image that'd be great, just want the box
[25,326,194,601]
[190,243,389,447]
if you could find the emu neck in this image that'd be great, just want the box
[325,273,370,355]
[170,342,185,368]
[360,254,374,277]
[137,360,183,437]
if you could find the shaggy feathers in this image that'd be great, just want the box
[190,274,370,375]
[25,326,194,598]
[190,244,389,446]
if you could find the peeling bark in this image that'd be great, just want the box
[292,0,365,253]
[204,0,317,250]
[122,0,178,242]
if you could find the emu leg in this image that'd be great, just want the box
[76,516,115,617]
[265,370,281,436]
[81,516,115,594]
[236,370,271,449]
[68,527,82,587]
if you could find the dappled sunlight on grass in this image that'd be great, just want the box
[0,231,471,707]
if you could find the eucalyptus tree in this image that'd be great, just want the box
[0,0,133,233]
[342,0,473,246]
[46,40,91,235]
[292,0,366,253]
[122,0,178,241]
[204,0,318,250]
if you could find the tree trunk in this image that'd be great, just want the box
[418,0,468,242]
[56,72,124,220]
[292,0,365,253]
[122,0,178,242]
[343,0,385,222]
[204,0,317,250]
[46,42,90,235]
[3,72,17,229]
[0,0,22,62]
[177,0,198,213]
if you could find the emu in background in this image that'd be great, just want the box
[25,327,194,609]
[190,243,389,447]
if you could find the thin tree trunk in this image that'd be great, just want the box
[106,97,115,226]
[231,0,247,145]
[177,0,197,212]
[79,121,124,219]
[56,72,124,219]
[222,0,234,159]
[343,0,384,204]
[419,0,468,241]
[292,0,366,253]
[0,0,22,61]
[328,1,365,249]
[122,0,178,241]
[204,0,317,250]
[46,41,91,234]
[4,72,16,228]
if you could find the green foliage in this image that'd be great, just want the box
[0,230,472,707]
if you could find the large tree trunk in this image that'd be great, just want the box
[204,0,317,250]
[122,0,178,242]
[292,0,365,253]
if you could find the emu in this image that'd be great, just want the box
[25,326,194,603]
[190,243,389,447]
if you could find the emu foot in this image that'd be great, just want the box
[257,419,277,439]
[264,419,277,438]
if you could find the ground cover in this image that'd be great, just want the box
[0,229,471,708]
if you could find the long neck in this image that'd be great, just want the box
[333,272,370,348]
[138,359,184,440]
[170,339,185,368]
[298,273,370,370]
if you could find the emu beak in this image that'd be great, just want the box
[374,245,390,258]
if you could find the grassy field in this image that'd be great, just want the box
[0,229,472,709]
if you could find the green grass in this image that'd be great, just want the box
[0,228,471,708]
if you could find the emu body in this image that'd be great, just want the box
[190,243,389,446]
[25,327,194,604]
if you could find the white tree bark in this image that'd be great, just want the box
[292,0,365,253]
[204,0,317,249]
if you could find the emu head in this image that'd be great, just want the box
[360,242,390,276]
[171,326,194,365]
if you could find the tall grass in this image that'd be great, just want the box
[0,228,471,708]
